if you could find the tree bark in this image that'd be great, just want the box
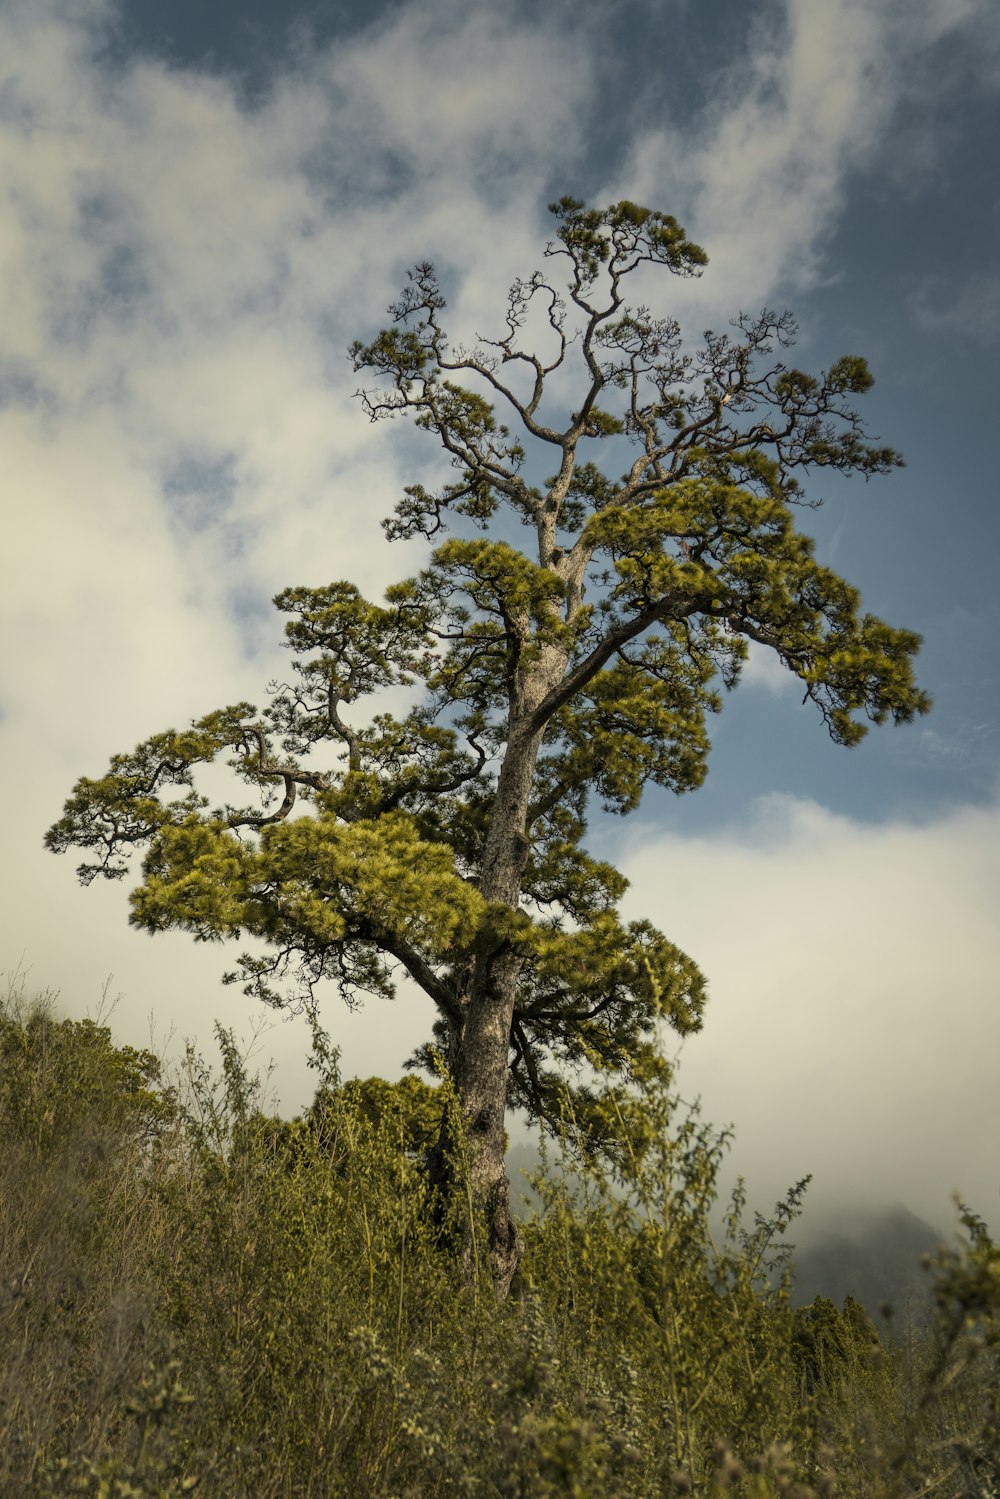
[440,943,526,1295]
[430,668,559,1296]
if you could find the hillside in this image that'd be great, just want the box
[2,995,997,1496]
[789,1204,945,1327]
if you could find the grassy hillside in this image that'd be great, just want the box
[1,983,997,1497]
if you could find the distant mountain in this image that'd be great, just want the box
[787,1204,945,1328]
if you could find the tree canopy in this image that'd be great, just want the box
[47,198,930,1289]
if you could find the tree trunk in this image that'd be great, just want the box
[445,943,526,1296]
[429,691,555,1296]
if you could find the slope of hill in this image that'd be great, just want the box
[788,1203,945,1327]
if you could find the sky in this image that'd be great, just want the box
[2,0,999,1243]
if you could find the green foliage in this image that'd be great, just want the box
[0,982,174,1152]
[791,1294,881,1395]
[2,988,997,1497]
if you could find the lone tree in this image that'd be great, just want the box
[47,199,929,1294]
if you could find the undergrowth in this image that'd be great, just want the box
[1,980,997,1497]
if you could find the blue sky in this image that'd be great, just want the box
[2,0,998,1237]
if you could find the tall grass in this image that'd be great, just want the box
[1,980,997,1497]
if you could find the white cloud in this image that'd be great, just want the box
[307,1,592,184]
[619,794,1000,1236]
[618,1,887,315]
[615,0,1000,323]
[740,640,800,697]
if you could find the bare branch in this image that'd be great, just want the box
[227,775,297,830]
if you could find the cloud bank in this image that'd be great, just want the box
[620,793,1000,1235]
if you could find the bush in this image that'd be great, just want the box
[1,982,997,1496]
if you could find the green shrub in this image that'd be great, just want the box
[2,982,997,1496]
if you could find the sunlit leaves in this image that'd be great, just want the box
[431,539,566,639]
[132,818,260,940]
[546,197,708,289]
[132,810,486,990]
[274,581,432,702]
[545,639,721,814]
[44,709,257,882]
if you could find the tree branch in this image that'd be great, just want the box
[528,589,705,735]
